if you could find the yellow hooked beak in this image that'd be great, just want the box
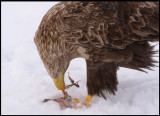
[53,70,65,90]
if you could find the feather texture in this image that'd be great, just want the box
[34,2,159,99]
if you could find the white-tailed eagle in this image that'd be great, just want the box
[34,2,159,108]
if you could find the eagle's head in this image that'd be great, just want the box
[46,55,70,91]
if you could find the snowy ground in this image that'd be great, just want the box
[2,2,159,115]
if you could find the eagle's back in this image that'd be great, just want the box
[35,2,159,49]
[61,2,159,49]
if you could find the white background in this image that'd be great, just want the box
[2,2,159,115]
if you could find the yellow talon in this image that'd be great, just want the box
[73,98,84,109]
[73,98,80,104]
[85,95,92,102]
[83,95,92,107]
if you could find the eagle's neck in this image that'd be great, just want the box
[52,39,80,61]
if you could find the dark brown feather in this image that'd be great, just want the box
[118,41,158,72]
[63,2,159,49]
[86,61,118,99]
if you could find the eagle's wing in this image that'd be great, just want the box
[61,2,159,49]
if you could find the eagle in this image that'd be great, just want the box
[34,2,159,108]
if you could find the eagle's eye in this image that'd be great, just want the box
[57,68,61,72]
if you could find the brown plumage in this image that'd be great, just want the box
[34,2,159,99]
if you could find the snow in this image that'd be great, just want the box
[2,2,159,115]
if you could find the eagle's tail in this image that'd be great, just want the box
[120,41,158,72]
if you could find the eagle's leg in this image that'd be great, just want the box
[86,61,118,106]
